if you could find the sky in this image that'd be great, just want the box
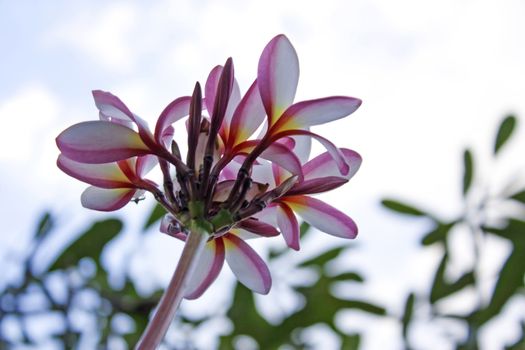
[1,0,525,348]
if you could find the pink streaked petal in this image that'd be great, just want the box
[135,154,158,177]
[56,121,151,164]
[230,229,265,240]
[276,136,295,150]
[250,160,276,188]
[289,133,311,164]
[228,80,266,148]
[274,129,349,175]
[272,163,287,186]
[204,65,222,116]
[160,125,174,148]
[260,142,303,181]
[237,218,280,237]
[221,79,241,139]
[285,196,358,239]
[93,90,153,142]
[92,90,134,123]
[276,202,300,250]
[287,177,348,196]
[57,154,132,188]
[224,233,272,294]
[258,34,299,125]
[303,149,362,181]
[154,96,191,143]
[252,205,278,228]
[80,186,135,211]
[185,239,225,299]
[275,96,362,132]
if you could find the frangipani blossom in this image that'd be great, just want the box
[258,149,362,250]
[160,215,274,299]
[55,34,362,349]
[256,34,361,175]
[57,154,157,211]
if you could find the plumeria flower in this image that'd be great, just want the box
[262,149,362,250]
[160,214,277,299]
[55,34,362,349]
[57,154,157,211]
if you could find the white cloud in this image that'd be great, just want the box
[0,85,60,161]
[45,2,139,73]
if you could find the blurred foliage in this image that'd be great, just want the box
[1,115,524,349]
[382,114,524,349]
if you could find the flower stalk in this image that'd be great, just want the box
[135,224,208,350]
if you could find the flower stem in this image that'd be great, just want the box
[135,225,208,349]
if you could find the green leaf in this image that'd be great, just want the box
[331,272,364,283]
[421,222,455,246]
[473,220,525,326]
[381,199,426,216]
[298,246,345,267]
[494,115,517,155]
[49,219,123,271]
[35,211,54,240]
[430,253,476,304]
[509,189,525,204]
[462,149,474,196]
[300,222,311,238]
[143,203,166,231]
[401,293,415,340]
[340,300,386,315]
[341,334,361,350]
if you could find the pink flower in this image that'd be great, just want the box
[55,34,362,297]
[264,149,362,250]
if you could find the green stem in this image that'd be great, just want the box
[135,225,208,349]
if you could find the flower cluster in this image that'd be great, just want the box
[56,34,362,298]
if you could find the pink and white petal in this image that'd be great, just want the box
[57,154,132,188]
[204,65,222,116]
[228,80,267,148]
[249,160,276,188]
[290,133,312,164]
[135,154,158,177]
[185,239,225,299]
[252,205,278,228]
[276,202,300,250]
[213,180,235,202]
[93,91,154,144]
[303,149,362,181]
[236,218,280,237]
[92,90,135,124]
[275,96,362,131]
[285,196,358,239]
[274,129,349,175]
[154,96,191,143]
[221,79,241,138]
[224,233,272,294]
[160,125,175,148]
[272,163,287,186]
[56,121,151,164]
[259,142,303,181]
[276,136,295,150]
[258,34,299,125]
[287,177,348,196]
[80,186,136,211]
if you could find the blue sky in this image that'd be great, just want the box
[1,0,525,348]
